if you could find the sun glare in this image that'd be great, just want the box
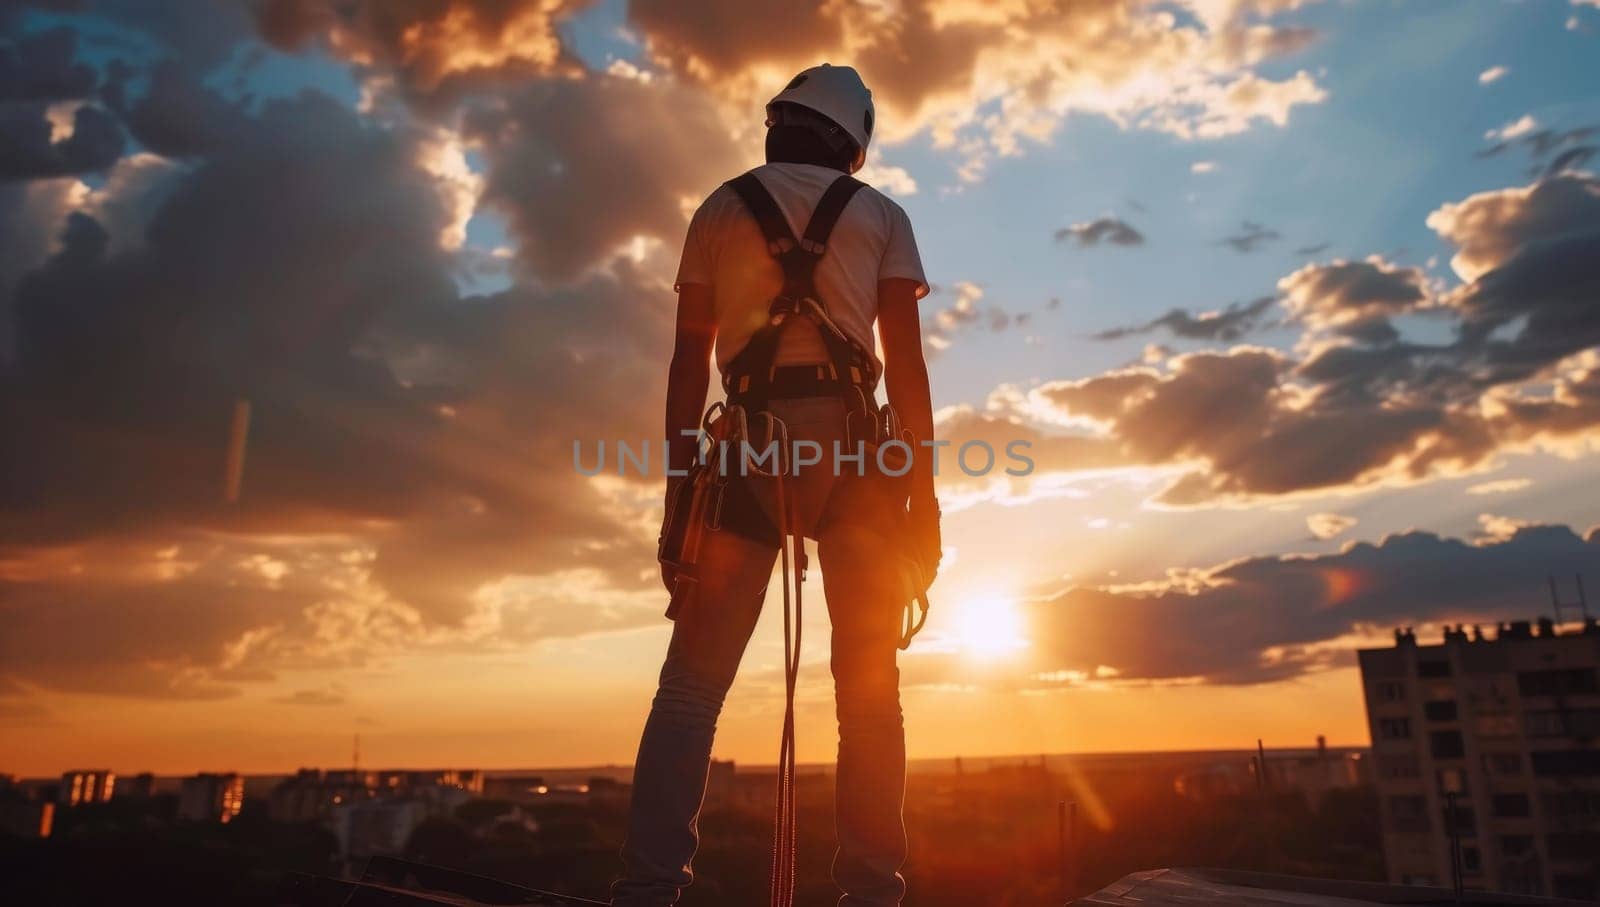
[951,592,1031,660]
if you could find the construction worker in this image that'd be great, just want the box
[611,64,941,907]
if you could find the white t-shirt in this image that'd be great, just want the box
[675,162,929,374]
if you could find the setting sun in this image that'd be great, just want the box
[950,592,1032,660]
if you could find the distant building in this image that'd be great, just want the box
[123,772,158,798]
[58,770,115,806]
[1358,618,1600,899]
[482,774,548,802]
[178,773,245,823]
[0,795,53,838]
[269,768,343,823]
[334,797,432,861]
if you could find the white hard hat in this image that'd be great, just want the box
[766,63,875,154]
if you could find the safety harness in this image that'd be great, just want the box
[660,169,931,907]
[722,172,879,414]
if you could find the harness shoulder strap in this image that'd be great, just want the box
[800,175,865,253]
[721,171,877,398]
[727,172,796,256]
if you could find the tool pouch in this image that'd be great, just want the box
[659,403,792,619]
[658,461,713,620]
[845,395,914,501]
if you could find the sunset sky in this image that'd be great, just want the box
[3,0,1599,778]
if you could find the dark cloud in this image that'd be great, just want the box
[1294,241,1331,256]
[630,0,841,81]
[1218,219,1280,253]
[0,102,123,180]
[0,76,677,673]
[1428,172,1600,281]
[1055,217,1144,247]
[1541,145,1595,179]
[464,72,742,281]
[115,59,246,157]
[620,0,1325,153]
[258,0,587,105]
[924,281,1022,352]
[934,406,1129,480]
[1010,522,1600,685]
[1277,256,1428,342]
[1476,122,1595,165]
[1092,296,1275,342]
[1022,175,1600,505]
[0,26,98,102]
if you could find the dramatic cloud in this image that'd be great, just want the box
[1426,172,1600,281]
[997,173,1600,506]
[258,0,585,103]
[1277,256,1428,342]
[0,88,124,180]
[0,26,98,102]
[463,72,742,280]
[1092,296,1274,342]
[628,0,1327,173]
[0,0,1589,716]
[1056,217,1145,248]
[1005,522,1600,685]
[0,71,680,697]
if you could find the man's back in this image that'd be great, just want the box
[675,162,926,373]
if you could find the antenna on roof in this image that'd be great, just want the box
[1549,574,1591,626]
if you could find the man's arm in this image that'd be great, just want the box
[877,277,935,505]
[666,283,717,476]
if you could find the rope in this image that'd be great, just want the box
[761,415,801,907]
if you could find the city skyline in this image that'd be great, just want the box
[3,0,1600,778]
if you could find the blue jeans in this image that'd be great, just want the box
[613,397,911,907]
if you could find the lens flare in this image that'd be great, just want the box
[952,592,1031,660]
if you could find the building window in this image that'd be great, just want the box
[1500,834,1534,857]
[1543,790,1600,821]
[1484,752,1522,777]
[1492,793,1531,818]
[1377,680,1407,703]
[1418,659,1452,678]
[1518,668,1598,697]
[1379,717,1412,740]
[1430,730,1465,759]
[1547,832,1600,862]
[1525,710,1567,737]
[1388,795,1431,833]
[1379,754,1419,779]
[1462,846,1481,873]
[1474,714,1518,737]
[1424,700,1458,722]
[1532,750,1600,778]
